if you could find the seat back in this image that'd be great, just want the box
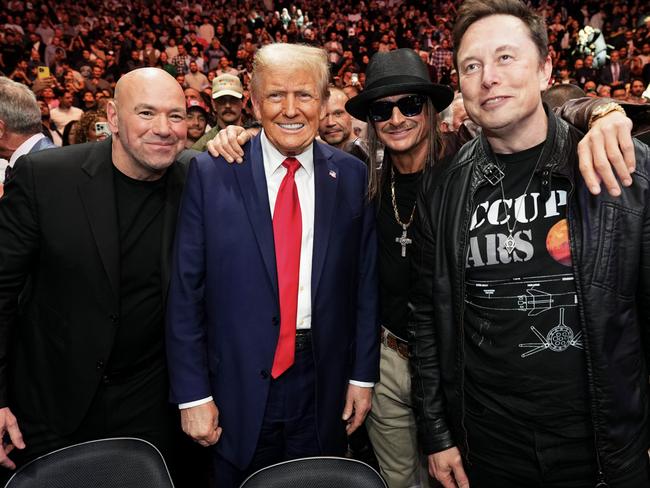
[4,437,174,488]
[239,456,387,488]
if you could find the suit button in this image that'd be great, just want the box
[96,360,105,370]
[109,313,119,324]
[260,369,269,379]
[271,316,279,326]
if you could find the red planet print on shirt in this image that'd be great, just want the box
[546,219,572,267]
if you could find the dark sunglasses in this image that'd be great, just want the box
[368,94,427,122]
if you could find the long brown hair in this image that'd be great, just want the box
[365,98,444,202]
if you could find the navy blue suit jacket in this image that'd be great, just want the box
[166,134,379,469]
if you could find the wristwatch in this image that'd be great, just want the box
[588,101,626,129]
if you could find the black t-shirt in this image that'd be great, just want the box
[464,142,589,435]
[108,167,167,373]
[378,167,421,340]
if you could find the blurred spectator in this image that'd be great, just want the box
[124,49,145,72]
[431,39,453,82]
[324,32,343,65]
[600,50,631,85]
[629,78,648,103]
[50,91,83,131]
[74,109,109,144]
[198,18,215,45]
[157,52,177,77]
[185,61,209,91]
[185,99,209,148]
[192,74,244,151]
[440,94,470,132]
[37,98,62,147]
[188,46,206,73]
[611,84,627,100]
[84,66,111,95]
[215,57,238,77]
[575,56,598,87]
[8,59,31,86]
[597,84,612,97]
[206,38,230,71]
[143,41,161,67]
[584,80,598,97]
[172,45,191,75]
[80,89,98,111]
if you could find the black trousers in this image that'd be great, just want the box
[4,363,209,488]
[463,398,650,488]
[212,332,329,488]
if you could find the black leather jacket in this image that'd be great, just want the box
[409,109,650,481]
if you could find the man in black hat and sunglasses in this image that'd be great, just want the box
[345,48,456,488]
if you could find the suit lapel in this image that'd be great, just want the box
[78,139,120,302]
[234,135,279,295]
[161,161,187,304]
[311,142,338,298]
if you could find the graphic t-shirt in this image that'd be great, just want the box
[464,142,589,435]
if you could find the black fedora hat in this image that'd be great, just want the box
[345,48,454,120]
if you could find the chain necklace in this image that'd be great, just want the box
[496,147,545,255]
[391,165,417,258]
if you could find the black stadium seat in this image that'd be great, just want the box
[4,438,174,488]
[239,456,387,488]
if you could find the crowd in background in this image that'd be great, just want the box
[0,0,649,149]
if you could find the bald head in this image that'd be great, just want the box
[113,68,183,107]
[108,68,187,181]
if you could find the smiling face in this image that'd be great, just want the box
[456,14,551,151]
[187,108,207,140]
[252,65,325,156]
[108,68,187,181]
[373,93,431,158]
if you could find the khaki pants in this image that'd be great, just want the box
[365,337,431,487]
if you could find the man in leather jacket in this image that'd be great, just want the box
[409,1,650,487]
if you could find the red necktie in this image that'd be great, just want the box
[271,157,302,378]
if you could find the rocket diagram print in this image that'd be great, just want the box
[465,185,582,359]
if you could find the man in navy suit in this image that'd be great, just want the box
[166,43,380,487]
[0,77,56,197]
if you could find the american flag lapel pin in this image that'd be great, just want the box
[329,170,337,179]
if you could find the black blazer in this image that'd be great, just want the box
[0,138,186,435]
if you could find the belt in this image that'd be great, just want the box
[295,329,312,352]
[380,327,409,360]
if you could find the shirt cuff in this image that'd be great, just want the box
[349,380,375,388]
[178,396,213,409]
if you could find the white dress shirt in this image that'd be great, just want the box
[261,130,315,331]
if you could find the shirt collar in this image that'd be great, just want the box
[260,129,314,177]
[9,133,45,167]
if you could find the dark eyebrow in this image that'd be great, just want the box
[495,44,518,54]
